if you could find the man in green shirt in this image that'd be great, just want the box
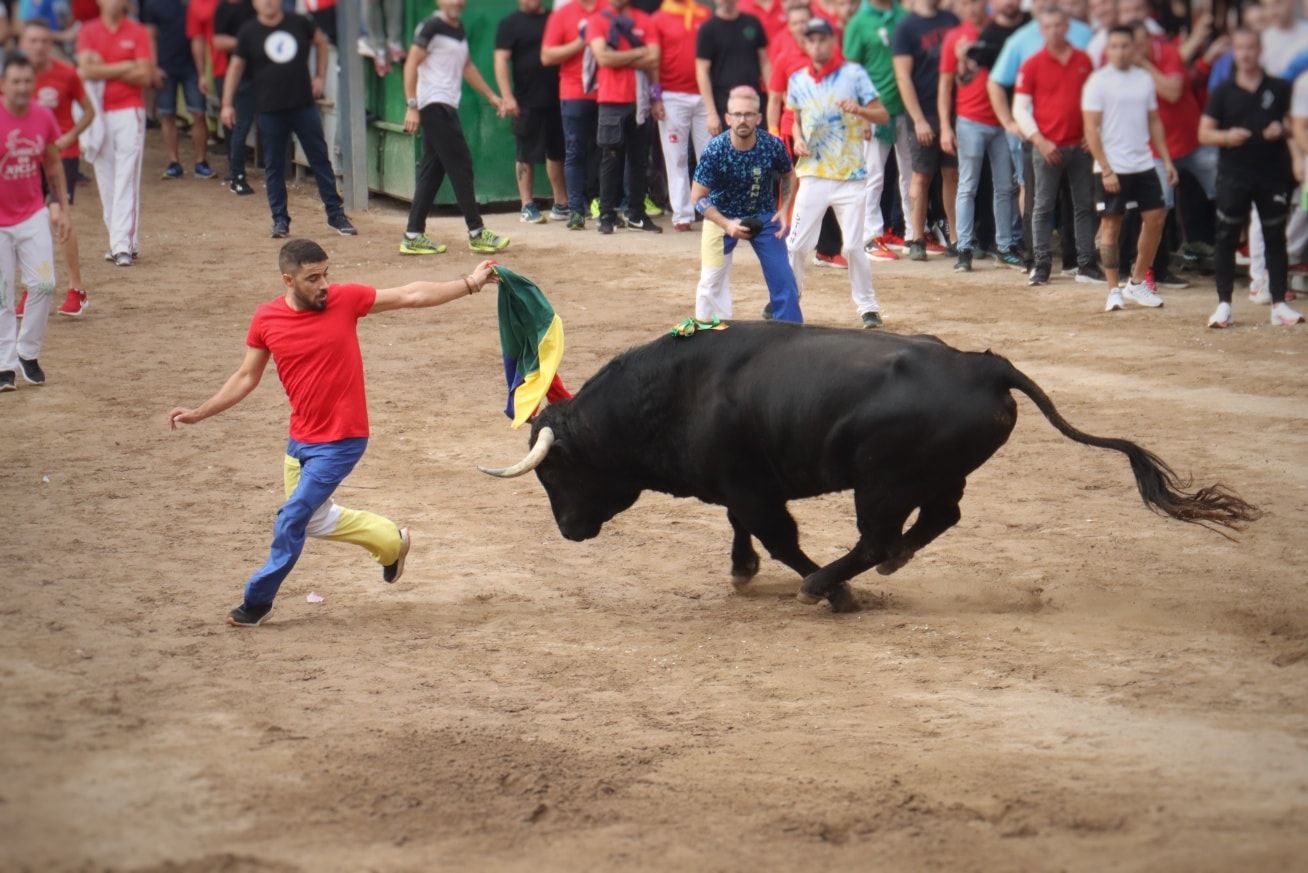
[844,0,912,259]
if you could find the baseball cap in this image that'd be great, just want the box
[804,18,835,37]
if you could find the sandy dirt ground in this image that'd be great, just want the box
[2,138,1307,873]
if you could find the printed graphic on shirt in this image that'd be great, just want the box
[264,30,298,63]
[787,63,877,181]
[1,129,46,182]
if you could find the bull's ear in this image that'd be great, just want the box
[479,427,556,478]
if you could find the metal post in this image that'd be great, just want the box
[336,0,369,210]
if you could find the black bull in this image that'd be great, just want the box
[482,323,1258,613]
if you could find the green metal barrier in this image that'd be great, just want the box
[366,0,547,204]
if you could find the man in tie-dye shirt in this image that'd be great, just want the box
[785,18,889,328]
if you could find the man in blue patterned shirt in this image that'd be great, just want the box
[690,85,802,323]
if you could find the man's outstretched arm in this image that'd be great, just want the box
[168,346,272,428]
[370,259,500,313]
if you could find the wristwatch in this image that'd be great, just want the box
[406,98,418,109]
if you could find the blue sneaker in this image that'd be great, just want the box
[194,161,215,179]
[163,162,183,180]
[548,203,570,222]
[520,202,545,224]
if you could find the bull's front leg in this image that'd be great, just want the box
[727,509,760,591]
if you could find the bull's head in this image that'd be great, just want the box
[479,410,640,542]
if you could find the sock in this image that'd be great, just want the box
[405,231,418,240]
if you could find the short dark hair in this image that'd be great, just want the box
[21,18,53,32]
[278,239,329,275]
[2,54,34,77]
[1108,24,1136,39]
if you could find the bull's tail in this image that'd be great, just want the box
[997,357,1260,532]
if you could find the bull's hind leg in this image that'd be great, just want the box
[727,510,761,590]
[725,500,821,585]
[876,481,965,576]
[798,490,916,613]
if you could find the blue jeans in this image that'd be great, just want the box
[561,99,598,215]
[732,217,803,323]
[955,117,1015,252]
[257,103,344,226]
[244,437,367,606]
[1174,146,1218,201]
[157,68,204,115]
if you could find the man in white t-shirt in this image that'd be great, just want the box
[1082,25,1176,312]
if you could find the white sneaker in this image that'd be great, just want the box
[1270,301,1305,325]
[1123,278,1164,308]
[1207,301,1233,329]
[1105,289,1126,312]
[1248,277,1272,305]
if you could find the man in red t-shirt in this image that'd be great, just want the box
[76,0,156,266]
[938,0,1021,271]
[651,0,711,231]
[18,21,95,318]
[587,0,663,234]
[167,240,500,627]
[542,0,607,229]
[1012,7,1096,286]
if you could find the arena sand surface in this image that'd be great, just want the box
[3,145,1307,873]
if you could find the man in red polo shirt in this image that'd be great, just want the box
[76,0,156,267]
[542,0,607,230]
[1012,6,1095,286]
[18,20,95,318]
[651,0,711,232]
[587,0,663,234]
[167,240,500,627]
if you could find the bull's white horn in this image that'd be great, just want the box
[478,427,555,478]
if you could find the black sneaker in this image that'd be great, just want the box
[382,527,411,584]
[271,219,290,238]
[996,248,1026,270]
[761,303,774,321]
[18,356,45,385]
[861,310,883,329]
[328,215,358,236]
[908,239,927,261]
[625,215,663,233]
[1028,262,1052,286]
[226,601,272,627]
[1074,263,1107,284]
[944,241,959,258]
[230,175,254,195]
[598,216,615,235]
[953,249,973,272]
[0,371,14,392]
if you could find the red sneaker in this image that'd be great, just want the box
[813,252,849,269]
[865,236,899,260]
[15,290,26,317]
[924,239,947,254]
[884,232,908,251]
[57,288,88,317]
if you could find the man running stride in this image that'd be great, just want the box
[167,239,499,626]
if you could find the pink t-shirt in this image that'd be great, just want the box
[0,102,61,227]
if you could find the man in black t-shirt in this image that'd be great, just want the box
[696,0,770,136]
[212,0,257,193]
[221,0,355,238]
[142,0,211,180]
[495,0,568,223]
[1199,28,1302,328]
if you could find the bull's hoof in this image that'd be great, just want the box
[731,554,760,584]
[795,591,822,605]
[876,552,913,576]
[731,575,754,593]
[828,583,861,614]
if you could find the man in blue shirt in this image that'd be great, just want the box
[142,0,213,179]
[690,85,803,324]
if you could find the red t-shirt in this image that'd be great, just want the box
[0,103,60,228]
[76,18,153,112]
[543,0,608,102]
[586,8,658,105]
[245,284,377,443]
[941,20,999,127]
[186,0,228,79]
[651,8,708,95]
[34,61,87,158]
[1015,45,1093,147]
[739,0,788,42]
[1150,38,1198,160]
[71,0,100,23]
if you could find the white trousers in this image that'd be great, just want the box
[1249,191,1308,283]
[787,177,879,314]
[91,107,145,257]
[657,91,711,226]
[863,121,914,241]
[0,208,56,371]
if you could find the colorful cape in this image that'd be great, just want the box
[494,266,571,428]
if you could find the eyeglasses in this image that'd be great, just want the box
[725,111,760,121]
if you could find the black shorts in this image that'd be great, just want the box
[1094,169,1164,215]
[514,106,565,165]
[898,113,957,176]
[40,157,80,205]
